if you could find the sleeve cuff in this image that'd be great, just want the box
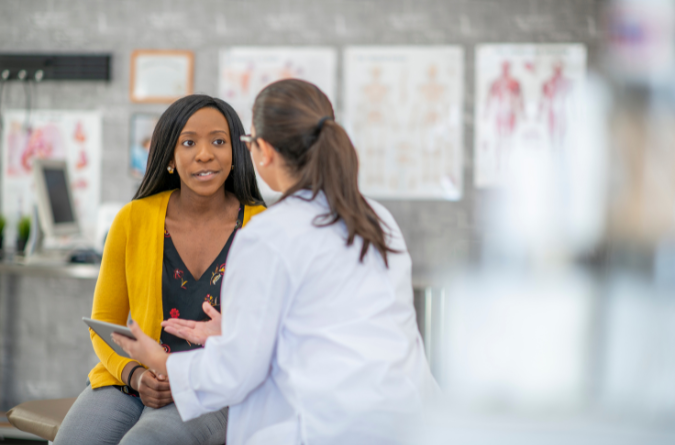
[167,350,207,422]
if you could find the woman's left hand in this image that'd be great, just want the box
[112,320,169,378]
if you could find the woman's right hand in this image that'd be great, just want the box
[131,369,172,409]
[161,301,222,345]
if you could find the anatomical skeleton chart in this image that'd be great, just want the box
[343,46,464,200]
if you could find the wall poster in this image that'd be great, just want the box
[219,47,337,131]
[1,110,102,240]
[219,47,337,198]
[474,44,587,188]
[130,113,160,179]
[343,46,464,200]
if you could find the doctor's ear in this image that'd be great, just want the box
[256,138,276,167]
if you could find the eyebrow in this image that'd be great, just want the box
[180,130,229,136]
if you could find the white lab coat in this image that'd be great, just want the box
[167,191,438,445]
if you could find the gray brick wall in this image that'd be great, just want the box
[0,0,601,406]
[0,0,600,280]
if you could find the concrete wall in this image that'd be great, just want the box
[0,0,600,407]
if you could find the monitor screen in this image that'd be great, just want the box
[43,167,76,224]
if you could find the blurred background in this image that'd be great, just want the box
[2,0,675,443]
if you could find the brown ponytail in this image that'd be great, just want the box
[252,79,397,266]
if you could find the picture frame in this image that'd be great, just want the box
[129,113,160,179]
[129,50,194,103]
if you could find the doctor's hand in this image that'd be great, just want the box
[112,320,168,380]
[161,301,222,346]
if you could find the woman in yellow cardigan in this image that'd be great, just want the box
[54,95,265,445]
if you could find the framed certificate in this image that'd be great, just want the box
[130,50,194,103]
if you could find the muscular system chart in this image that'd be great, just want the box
[474,44,587,188]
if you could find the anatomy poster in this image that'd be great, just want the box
[475,44,587,188]
[343,46,464,200]
[219,47,337,131]
[1,110,102,237]
[219,47,337,198]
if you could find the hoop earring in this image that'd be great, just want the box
[231,164,234,171]
[167,166,175,174]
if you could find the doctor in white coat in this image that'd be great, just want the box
[114,78,438,445]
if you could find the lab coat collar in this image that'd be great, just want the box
[289,188,329,209]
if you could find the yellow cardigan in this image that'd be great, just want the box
[88,190,266,388]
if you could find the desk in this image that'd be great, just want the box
[0,261,99,411]
[0,262,99,279]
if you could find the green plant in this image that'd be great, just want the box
[0,215,5,236]
[17,216,30,241]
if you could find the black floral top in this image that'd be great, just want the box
[159,206,244,353]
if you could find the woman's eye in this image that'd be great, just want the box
[213,139,226,146]
[181,140,194,147]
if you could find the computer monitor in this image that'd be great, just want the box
[32,159,80,238]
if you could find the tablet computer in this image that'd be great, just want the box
[83,317,136,358]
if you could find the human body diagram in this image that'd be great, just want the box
[2,111,101,233]
[483,61,524,172]
[354,66,393,188]
[354,63,461,195]
[409,65,458,191]
[481,59,577,177]
[344,47,464,199]
[221,60,302,102]
[538,62,574,151]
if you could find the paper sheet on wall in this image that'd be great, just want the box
[1,110,102,240]
[343,46,464,200]
[219,47,337,129]
[219,47,337,198]
[474,44,587,188]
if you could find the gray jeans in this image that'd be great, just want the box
[53,384,228,445]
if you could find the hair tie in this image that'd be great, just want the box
[315,116,333,134]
